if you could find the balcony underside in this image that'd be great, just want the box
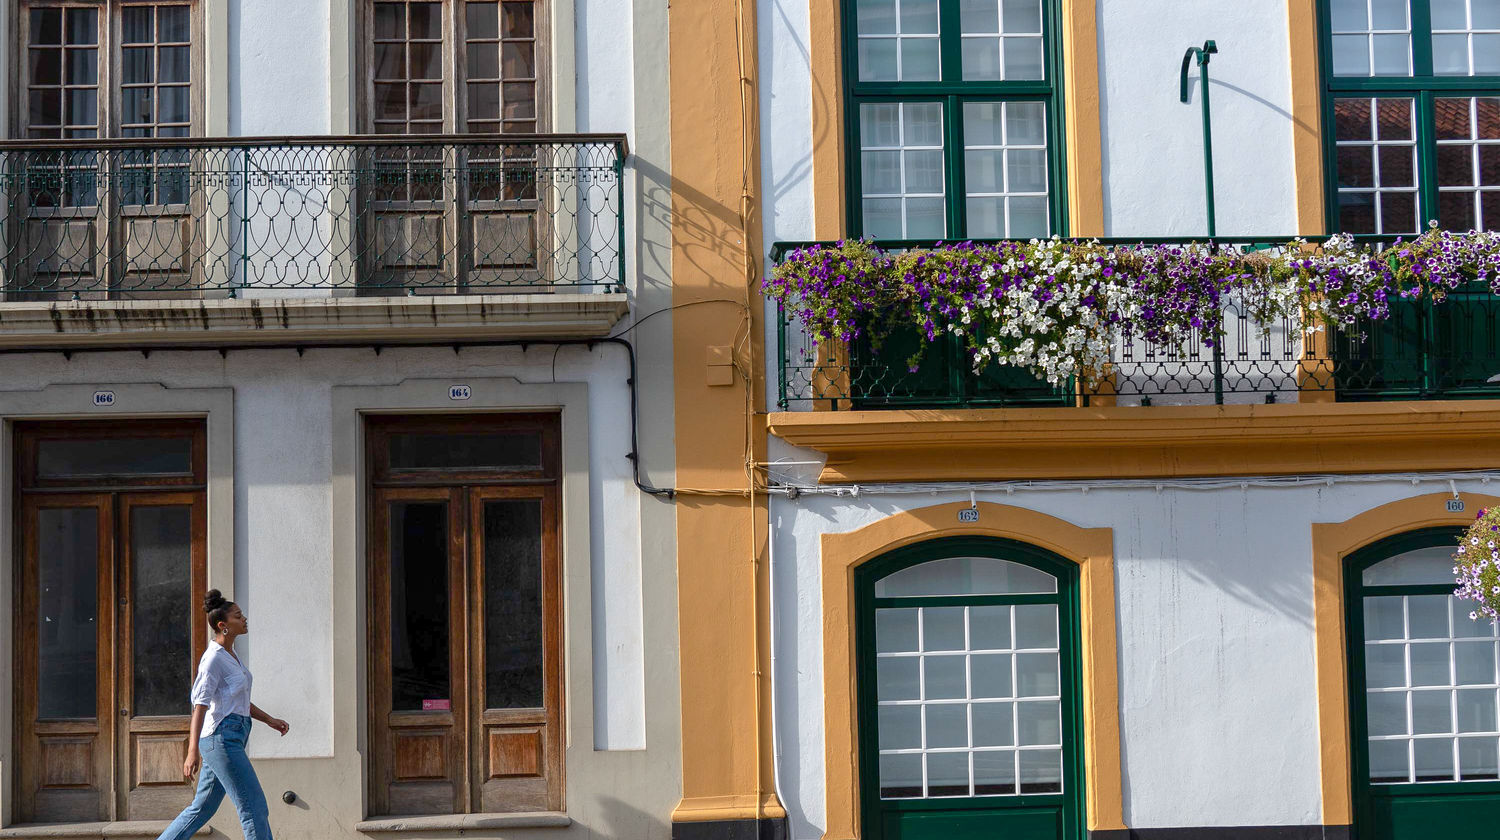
[0,292,629,350]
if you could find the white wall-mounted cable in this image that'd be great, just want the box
[763,469,1500,499]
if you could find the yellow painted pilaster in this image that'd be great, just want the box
[1288,0,1327,235]
[668,0,781,826]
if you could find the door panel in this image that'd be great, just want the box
[881,806,1063,840]
[371,488,468,816]
[361,145,456,293]
[463,143,549,289]
[18,495,113,823]
[117,493,205,819]
[1369,792,1500,840]
[469,487,561,813]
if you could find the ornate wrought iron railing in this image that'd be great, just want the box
[772,236,1500,410]
[0,133,626,297]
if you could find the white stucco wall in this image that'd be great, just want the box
[229,0,331,136]
[0,345,647,760]
[1096,0,1299,237]
[769,473,1497,837]
[577,0,650,752]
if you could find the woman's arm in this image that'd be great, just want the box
[250,703,290,736]
[183,705,208,777]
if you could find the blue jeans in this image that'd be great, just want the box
[158,714,272,840]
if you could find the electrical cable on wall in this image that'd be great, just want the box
[760,469,1500,499]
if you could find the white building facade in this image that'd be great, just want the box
[759,1,1500,839]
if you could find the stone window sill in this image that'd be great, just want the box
[355,812,571,834]
[0,821,209,838]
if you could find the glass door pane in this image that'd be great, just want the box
[129,505,191,717]
[481,498,544,710]
[391,500,452,711]
[37,506,101,719]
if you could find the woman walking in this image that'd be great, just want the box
[158,590,289,840]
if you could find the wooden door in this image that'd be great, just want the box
[16,493,114,823]
[369,486,468,816]
[466,485,561,812]
[115,491,206,819]
[14,420,207,823]
[366,414,564,818]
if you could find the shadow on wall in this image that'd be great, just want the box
[667,161,753,288]
[1119,487,1326,627]
[634,157,676,295]
[598,794,675,840]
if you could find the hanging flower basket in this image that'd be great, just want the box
[1456,507,1500,623]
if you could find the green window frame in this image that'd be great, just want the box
[1316,1,1500,400]
[1344,528,1500,838]
[842,0,1071,241]
[838,0,1074,408]
[1317,0,1500,233]
[854,537,1085,840]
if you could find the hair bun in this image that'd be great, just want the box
[203,589,228,613]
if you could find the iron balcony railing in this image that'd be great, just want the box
[0,133,626,298]
[772,236,1500,410]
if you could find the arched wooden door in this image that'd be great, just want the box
[855,537,1083,840]
[1347,528,1500,839]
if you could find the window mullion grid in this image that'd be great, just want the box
[1011,600,1022,793]
[936,0,962,86]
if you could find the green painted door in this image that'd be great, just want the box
[855,538,1083,840]
[1347,529,1500,840]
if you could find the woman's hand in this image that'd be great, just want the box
[183,747,201,778]
[268,718,290,736]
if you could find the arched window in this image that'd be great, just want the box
[856,538,1081,839]
[1347,528,1500,835]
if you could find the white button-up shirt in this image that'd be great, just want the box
[189,640,253,737]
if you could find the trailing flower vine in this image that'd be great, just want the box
[1456,507,1500,624]
[764,227,1500,385]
